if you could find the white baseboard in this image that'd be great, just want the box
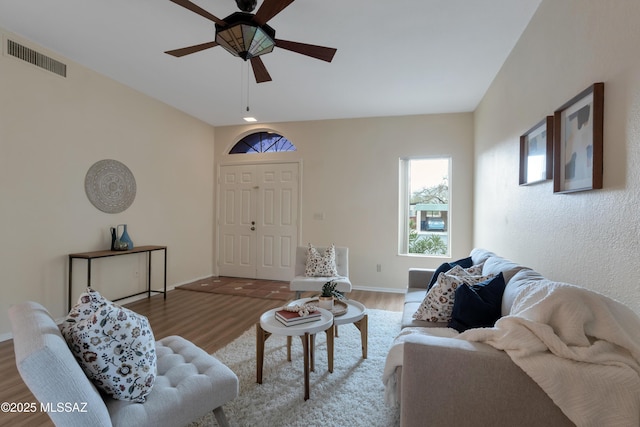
[352,285,405,294]
[172,274,213,287]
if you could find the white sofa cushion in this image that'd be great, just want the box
[470,248,498,265]
[482,256,529,285]
[501,268,545,316]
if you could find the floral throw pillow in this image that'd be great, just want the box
[462,262,484,277]
[413,264,494,322]
[60,289,157,402]
[304,243,339,277]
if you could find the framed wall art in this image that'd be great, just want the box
[553,82,604,193]
[519,116,553,185]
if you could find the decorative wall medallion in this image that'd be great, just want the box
[85,159,136,213]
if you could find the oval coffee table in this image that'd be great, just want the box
[256,307,333,401]
[290,298,368,373]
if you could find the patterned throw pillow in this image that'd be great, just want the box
[461,262,484,277]
[413,264,494,322]
[427,256,474,290]
[61,289,157,402]
[304,243,339,277]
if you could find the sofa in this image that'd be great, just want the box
[385,248,640,427]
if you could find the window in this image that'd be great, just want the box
[399,158,450,256]
[229,131,296,154]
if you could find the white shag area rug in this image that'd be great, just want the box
[190,308,402,427]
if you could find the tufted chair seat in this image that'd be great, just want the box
[9,301,238,427]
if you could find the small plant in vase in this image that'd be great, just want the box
[318,281,344,310]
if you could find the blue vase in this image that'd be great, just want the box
[118,224,134,250]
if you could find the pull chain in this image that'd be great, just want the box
[246,62,251,114]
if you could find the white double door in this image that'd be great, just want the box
[218,162,299,281]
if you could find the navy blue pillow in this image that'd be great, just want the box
[448,272,506,333]
[427,256,473,290]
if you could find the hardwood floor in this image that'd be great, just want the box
[0,285,404,426]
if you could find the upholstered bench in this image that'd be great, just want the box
[9,301,238,427]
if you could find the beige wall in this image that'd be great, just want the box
[474,0,640,312]
[0,30,216,338]
[215,113,475,291]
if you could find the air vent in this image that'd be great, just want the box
[6,39,67,77]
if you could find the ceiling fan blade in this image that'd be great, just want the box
[253,0,295,25]
[165,41,219,57]
[169,0,226,25]
[274,39,337,62]
[250,56,272,83]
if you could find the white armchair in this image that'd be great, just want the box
[289,245,352,299]
[9,301,238,427]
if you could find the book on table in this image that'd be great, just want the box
[275,309,321,326]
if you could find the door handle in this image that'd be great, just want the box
[251,226,255,231]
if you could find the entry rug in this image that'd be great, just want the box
[190,309,402,427]
[176,276,295,301]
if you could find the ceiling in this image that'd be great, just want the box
[0,0,541,127]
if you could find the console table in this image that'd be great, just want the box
[68,245,167,311]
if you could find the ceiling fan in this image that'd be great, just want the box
[165,0,337,83]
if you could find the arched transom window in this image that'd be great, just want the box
[229,131,296,154]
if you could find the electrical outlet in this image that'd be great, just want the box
[376,264,382,272]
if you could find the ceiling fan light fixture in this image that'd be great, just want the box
[166,1,337,84]
[215,12,275,60]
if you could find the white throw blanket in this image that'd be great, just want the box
[459,280,640,427]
